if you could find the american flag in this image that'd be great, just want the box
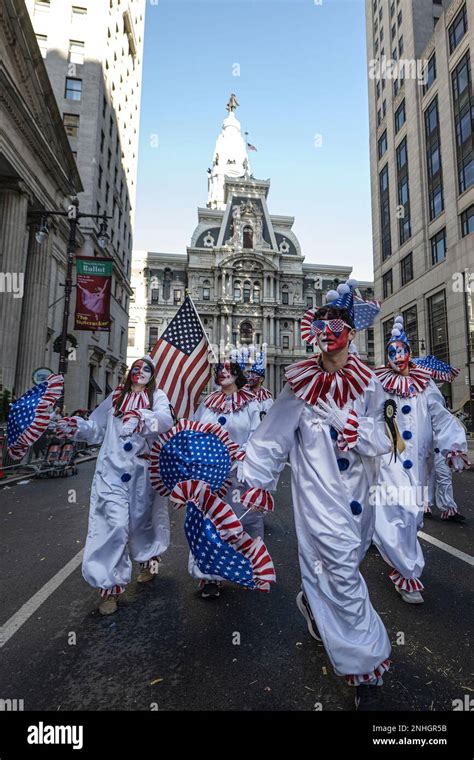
[150,295,212,420]
[7,374,63,461]
[247,142,257,151]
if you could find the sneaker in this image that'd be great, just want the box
[137,568,155,583]
[201,582,220,599]
[395,586,424,604]
[424,506,433,518]
[296,591,321,641]
[443,511,466,523]
[355,684,383,711]
[99,595,118,615]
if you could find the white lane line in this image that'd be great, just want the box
[0,549,84,648]
[418,532,474,566]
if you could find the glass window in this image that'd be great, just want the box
[127,327,135,348]
[68,40,84,65]
[395,99,405,132]
[461,205,474,236]
[148,327,159,351]
[65,77,82,100]
[396,137,407,170]
[282,289,289,305]
[243,283,251,303]
[307,296,313,308]
[174,290,182,305]
[98,165,103,188]
[378,130,388,159]
[283,336,290,350]
[451,53,473,194]
[400,252,413,285]
[427,291,449,363]
[382,269,393,298]
[36,34,48,58]
[448,4,468,54]
[423,53,436,94]
[203,288,210,301]
[402,305,418,352]
[398,35,404,54]
[234,285,241,301]
[63,113,80,137]
[430,228,447,264]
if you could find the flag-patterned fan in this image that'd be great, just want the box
[412,355,460,383]
[149,420,276,591]
[7,374,63,461]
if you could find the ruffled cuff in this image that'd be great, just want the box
[445,449,471,470]
[336,409,359,451]
[122,409,144,435]
[241,487,275,513]
[389,568,424,592]
[345,658,391,686]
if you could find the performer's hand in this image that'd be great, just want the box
[315,396,349,432]
[241,486,275,513]
[56,417,78,439]
[446,449,471,472]
[120,410,143,438]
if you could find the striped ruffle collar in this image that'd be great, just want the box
[204,387,256,413]
[374,365,432,398]
[285,354,373,409]
[112,385,150,413]
[253,387,273,402]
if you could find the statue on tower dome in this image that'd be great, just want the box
[207,95,251,210]
[226,93,239,112]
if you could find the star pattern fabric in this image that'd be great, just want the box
[160,296,203,356]
[7,375,63,460]
[159,429,231,494]
[412,355,460,383]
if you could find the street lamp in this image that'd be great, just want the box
[31,199,112,405]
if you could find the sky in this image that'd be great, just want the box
[134,0,374,280]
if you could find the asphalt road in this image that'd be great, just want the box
[0,460,473,712]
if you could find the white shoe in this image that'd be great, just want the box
[395,586,424,604]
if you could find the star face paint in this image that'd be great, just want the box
[130,360,153,386]
[387,341,410,373]
[216,362,237,388]
[315,320,352,354]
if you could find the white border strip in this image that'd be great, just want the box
[418,532,473,566]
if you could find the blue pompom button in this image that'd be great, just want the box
[402,405,411,414]
[403,460,413,469]
[217,416,227,425]
[337,458,349,471]
[123,442,133,451]
[434,447,440,454]
[402,431,412,440]
[121,473,131,482]
[350,500,362,515]
[330,426,338,441]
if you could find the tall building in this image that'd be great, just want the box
[365,0,474,416]
[26,0,146,409]
[0,0,82,401]
[128,98,376,396]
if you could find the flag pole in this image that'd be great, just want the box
[186,290,218,365]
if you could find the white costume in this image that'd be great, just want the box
[253,386,274,418]
[67,387,173,596]
[373,366,468,586]
[241,354,393,684]
[189,386,262,582]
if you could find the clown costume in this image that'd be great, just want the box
[373,319,470,604]
[245,346,274,419]
[57,356,174,615]
[241,279,393,710]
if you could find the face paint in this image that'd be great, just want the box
[246,372,261,389]
[216,361,237,387]
[316,321,351,354]
[387,341,410,373]
[130,360,153,386]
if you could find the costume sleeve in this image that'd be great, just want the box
[426,381,467,455]
[241,384,304,491]
[240,400,261,451]
[350,379,393,457]
[74,393,114,444]
[138,390,174,438]
[192,402,206,423]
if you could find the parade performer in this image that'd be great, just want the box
[412,356,467,523]
[56,357,174,615]
[240,279,393,709]
[190,359,262,598]
[7,374,64,461]
[245,346,273,419]
[373,320,470,604]
[149,420,275,594]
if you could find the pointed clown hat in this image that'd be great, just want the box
[386,314,410,352]
[301,278,381,345]
[248,344,267,377]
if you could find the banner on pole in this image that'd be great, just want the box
[74,257,113,331]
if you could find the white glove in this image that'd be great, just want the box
[56,417,78,439]
[446,449,471,472]
[120,411,142,439]
[315,396,349,432]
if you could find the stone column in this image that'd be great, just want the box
[15,226,54,395]
[0,181,30,393]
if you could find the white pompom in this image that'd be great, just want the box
[337,283,351,295]
[391,327,401,337]
[325,289,339,302]
[394,315,404,325]
[346,278,358,288]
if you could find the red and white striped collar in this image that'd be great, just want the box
[112,385,150,413]
[374,364,432,398]
[253,387,273,402]
[204,386,256,413]
[285,354,373,409]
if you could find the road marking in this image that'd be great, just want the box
[0,549,84,648]
[417,532,473,566]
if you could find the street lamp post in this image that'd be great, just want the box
[32,197,112,404]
